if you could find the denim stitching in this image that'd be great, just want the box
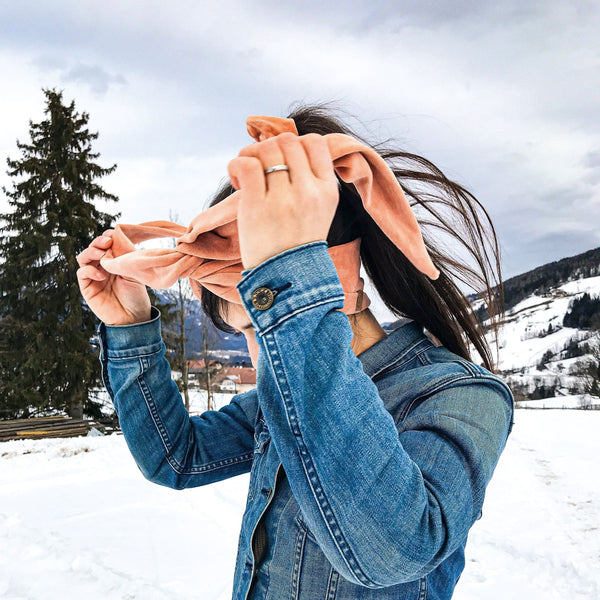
[262,492,299,589]
[325,567,339,600]
[291,526,307,600]
[257,295,346,336]
[245,285,342,321]
[418,352,430,366]
[397,353,497,421]
[107,346,164,360]
[98,326,114,399]
[397,374,476,422]
[457,358,478,376]
[137,356,172,453]
[135,356,253,476]
[398,372,515,436]
[372,340,435,380]
[264,330,381,589]
[371,338,430,378]
[274,491,299,543]
[240,240,327,279]
[295,511,318,544]
[247,454,260,501]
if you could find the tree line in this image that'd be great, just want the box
[472,246,600,325]
[500,248,600,313]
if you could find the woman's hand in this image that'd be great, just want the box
[76,230,152,326]
[227,132,339,270]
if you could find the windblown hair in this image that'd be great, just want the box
[201,102,505,372]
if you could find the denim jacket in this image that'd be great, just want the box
[98,240,515,600]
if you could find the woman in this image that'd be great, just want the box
[77,103,514,599]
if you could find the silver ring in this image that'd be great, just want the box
[264,164,289,175]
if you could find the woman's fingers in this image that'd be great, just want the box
[76,240,112,268]
[77,233,112,260]
[237,132,334,188]
[228,156,266,200]
[299,133,336,181]
[232,133,340,270]
[95,235,113,248]
[77,264,107,282]
[237,137,289,190]
[76,245,108,267]
[76,264,107,298]
[276,132,313,184]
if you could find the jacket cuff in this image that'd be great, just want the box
[100,305,162,354]
[236,241,345,335]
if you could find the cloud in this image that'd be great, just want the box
[583,150,600,168]
[582,150,600,184]
[0,0,598,282]
[538,186,590,210]
[62,64,126,96]
[31,56,127,96]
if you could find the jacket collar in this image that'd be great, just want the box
[357,318,427,379]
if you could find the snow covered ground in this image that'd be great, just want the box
[518,394,597,409]
[1,409,599,600]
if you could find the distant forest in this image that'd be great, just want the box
[472,246,600,324]
[563,292,600,330]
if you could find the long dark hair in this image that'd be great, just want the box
[201,102,504,372]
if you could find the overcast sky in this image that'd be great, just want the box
[1,1,598,322]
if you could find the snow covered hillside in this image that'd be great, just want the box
[1,410,599,599]
[482,275,600,409]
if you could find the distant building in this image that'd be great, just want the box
[187,359,224,372]
[211,366,257,393]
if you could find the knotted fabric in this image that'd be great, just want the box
[100,115,440,315]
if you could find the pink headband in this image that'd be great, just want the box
[100,115,439,315]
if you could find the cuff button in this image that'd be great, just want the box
[251,287,275,310]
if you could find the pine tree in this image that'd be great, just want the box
[0,88,119,420]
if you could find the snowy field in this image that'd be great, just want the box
[1,409,599,600]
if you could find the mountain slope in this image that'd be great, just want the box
[485,260,600,409]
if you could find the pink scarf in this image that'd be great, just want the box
[100,115,439,315]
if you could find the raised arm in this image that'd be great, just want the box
[235,240,514,588]
[98,307,258,489]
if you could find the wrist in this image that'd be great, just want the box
[104,307,153,327]
[105,313,152,326]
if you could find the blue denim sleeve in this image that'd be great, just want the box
[236,240,514,588]
[98,306,257,489]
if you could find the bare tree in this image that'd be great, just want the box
[160,211,200,411]
[199,317,219,410]
[159,211,224,413]
[172,278,198,410]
